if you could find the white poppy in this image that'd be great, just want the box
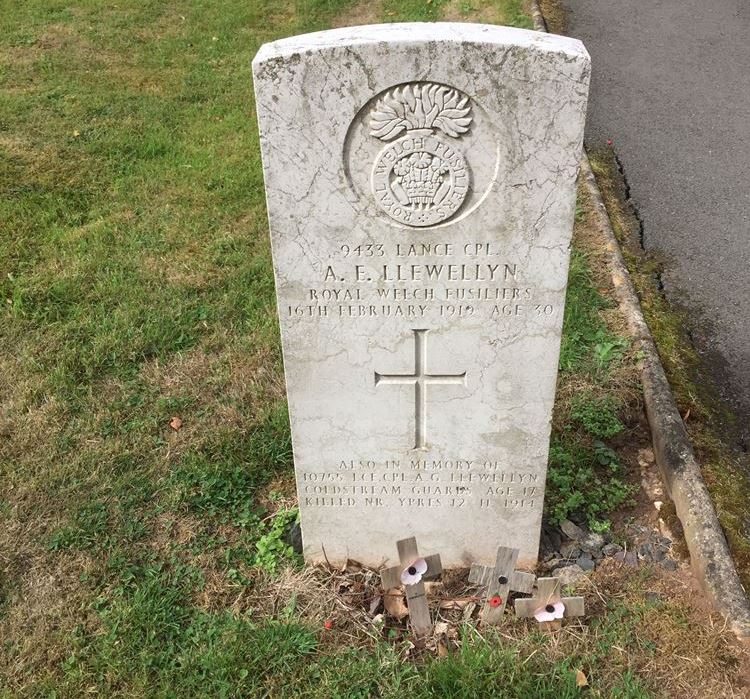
[400,557,428,586]
[533,601,565,623]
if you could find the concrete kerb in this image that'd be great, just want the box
[528,0,750,640]
[529,0,547,31]
[580,157,750,640]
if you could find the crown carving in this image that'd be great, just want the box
[393,153,449,206]
[369,83,472,141]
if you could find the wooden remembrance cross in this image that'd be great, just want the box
[375,328,466,450]
[468,546,536,624]
[515,577,585,629]
[381,537,442,637]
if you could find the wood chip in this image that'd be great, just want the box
[438,597,478,610]
[369,595,382,615]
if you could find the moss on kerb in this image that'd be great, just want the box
[588,149,750,594]
[539,0,568,34]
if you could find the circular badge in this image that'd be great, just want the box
[343,81,500,230]
[371,133,470,227]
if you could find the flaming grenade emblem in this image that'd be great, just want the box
[369,82,472,227]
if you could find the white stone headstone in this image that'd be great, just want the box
[253,23,589,568]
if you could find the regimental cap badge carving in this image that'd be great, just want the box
[369,82,473,228]
[369,83,472,140]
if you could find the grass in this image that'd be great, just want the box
[1,0,747,696]
[547,190,640,531]
[381,0,532,25]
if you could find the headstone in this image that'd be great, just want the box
[253,23,590,568]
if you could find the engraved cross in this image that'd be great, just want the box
[375,328,466,450]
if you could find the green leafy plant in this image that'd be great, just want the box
[593,334,629,372]
[546,437,634,531]
[570,393,625,439]
[254,508,300,573]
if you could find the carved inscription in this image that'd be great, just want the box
[369,83,472,226]
[285,241,557,322]
[301,459,541,512]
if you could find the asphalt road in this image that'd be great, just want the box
[562,0,750,437]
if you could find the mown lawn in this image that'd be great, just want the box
[1,1,746,697]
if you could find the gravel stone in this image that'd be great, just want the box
[540,528,562,557]
[580,532,605,556]
[284,520,303,554]
[602,543,623,557]
[560,519,586,541]
[614,550,639,567]
[555,564,587,587]
[560,541,582,559]
[543,557,564,572]
[638,543,653,560]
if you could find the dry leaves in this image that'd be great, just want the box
[383,589,409,620]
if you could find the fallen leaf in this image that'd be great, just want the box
[169,416,183,431]
[437,640,449,657]
[576,669,588,687]
[383,589,409,620]
[461,601,477,622]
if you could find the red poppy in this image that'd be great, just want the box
[323,619,334,630]
[489,595,503,608]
